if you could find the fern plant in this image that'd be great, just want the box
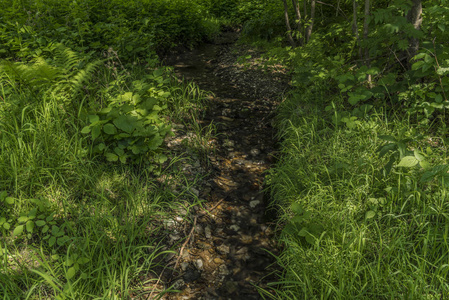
[0,44,102,101]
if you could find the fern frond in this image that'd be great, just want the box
[54,45,82,74]
[69,59,102,95]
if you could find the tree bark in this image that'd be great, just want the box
[406,0,422,63]
[282,0,296,47]
[305,0,316,43]
[352,0,359,39]
[291,0,302,45]
[352,0,363,60]
[363,0,371,84]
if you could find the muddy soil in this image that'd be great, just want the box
[159,32,289,299]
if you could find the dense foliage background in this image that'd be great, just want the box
[1,0,449,298]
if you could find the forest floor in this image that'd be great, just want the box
[147,31,290,299]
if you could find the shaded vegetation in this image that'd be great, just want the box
[2,0,449,298]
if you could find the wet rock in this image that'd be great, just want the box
[195,224,204,235]
[225,281,238,294]
[183,268,201,283]
[214,257,224,264]
[171,279,185,290]
[205,226,212,239]
[223,139,235,147]
[217,244,230,255]
[163,219,176,228]
[249,200,261,208]
[170,234,181,241]
[240,235,253,244]
[194,259,204,270]
[229,225,240,232]
[250,148,261,156]
[181,262,189,271]
[219,264,229,276]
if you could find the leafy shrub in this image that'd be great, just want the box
[81,69,174,164]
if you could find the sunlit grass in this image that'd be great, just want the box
[0,48,210,298]
[265,86,449,299]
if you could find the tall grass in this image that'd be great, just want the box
[267,86,449,299]
[0,45,209,298]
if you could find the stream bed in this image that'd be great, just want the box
[160,31,289,299]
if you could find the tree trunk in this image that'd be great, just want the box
[352,0,359,40]
[407,0,422,63]
[282,0,296,47]
[305,0,316,43]
[363,0,371,84]
[303,0,308,41]
[353,0,363,60]
[291,0,302,45]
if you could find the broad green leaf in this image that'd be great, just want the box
[49,236,56,247]
[78,257,90,264]
[365,211,376,219]
[52,225,59,234]
[114,147,125,156]
[419,160,430,169]
[414,150,425,162]
[305,233,315,245]
[13,225,24,237]
[0,217,5,225]
[119,155,127,164]
[3,223,10,230]
[91,125,101,140]
[291,203,303,214]
[103,124,117,135]
[397,156,419,168]
[18,216,29,223]
[26,221,34,233]
[0,191,7,200]
[42,225,49,233]
[153,69,164,77]
[148,134,163,150]
[378,135,397,142]
[155,154,168,164]
[298,228,308,237]
[57,236,69,246]
[36,220,46,227]
[28,208,37,218]
[88,115,100,124]
[5,197,14,204]
[113,115,136,133]
[66,267,76,280]
[118,92,134,102]
[81,126,91,134]
[105,153,118,162]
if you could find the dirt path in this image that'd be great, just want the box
[161,32,289,299]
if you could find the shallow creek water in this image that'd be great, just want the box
[161,32,284,299]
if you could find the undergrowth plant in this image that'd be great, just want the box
[0,9,212,296]
[266,81,449,299]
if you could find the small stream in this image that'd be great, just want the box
[162,32,283,299]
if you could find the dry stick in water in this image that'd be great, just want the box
[174,216,198,270]
[147,216,198,300]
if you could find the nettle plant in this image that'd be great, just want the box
[82,69,173,164]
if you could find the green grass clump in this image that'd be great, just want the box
[0,38,209,298]
[267,86,449,299]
